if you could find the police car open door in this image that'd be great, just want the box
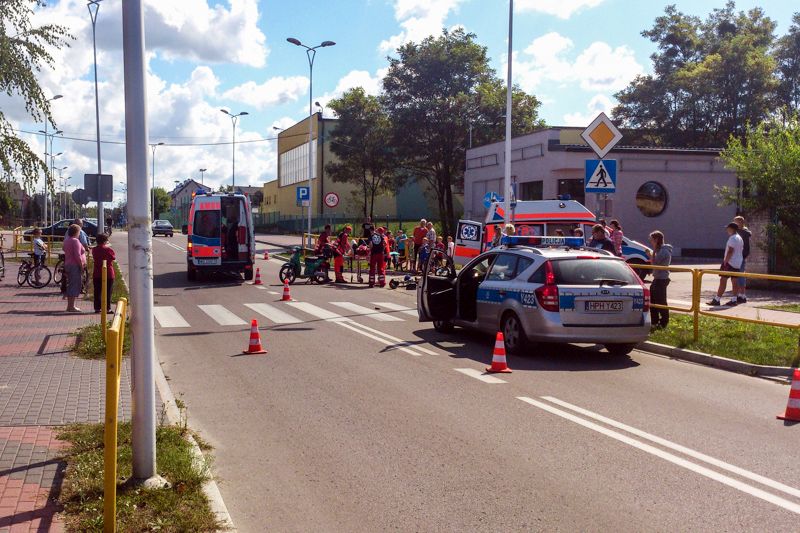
[453,219,483,266]
[417,248,456,322]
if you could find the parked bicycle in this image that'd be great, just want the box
[17,254,52,288]
[54,253,88,294]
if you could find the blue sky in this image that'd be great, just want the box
[9,0,799,202]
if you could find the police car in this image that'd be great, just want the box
[417,236,651,356]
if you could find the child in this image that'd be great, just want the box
[396,230,408,270]
[32,228,47,285]
[91,233,116,313]
[446,236,455,258]
[418,237,431,272]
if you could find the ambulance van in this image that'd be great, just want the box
[453,199,651,268]
[181,191,256,281]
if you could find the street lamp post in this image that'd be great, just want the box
[286,37,336,248]
[88,0,105,235]
[503,0,514,228]
[150,142,164,220]
[40,94,61,228]
[57,168,68,219]
[220,109,248,189]
[199,168,206,185]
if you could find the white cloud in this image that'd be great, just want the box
[563,94,614,126]
[516,0,605,19]
[303,69,387,119]
[379,0,464,53]
[512,32,643,93]
[222,76,309,110]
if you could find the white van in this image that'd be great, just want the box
[454,199,651,267]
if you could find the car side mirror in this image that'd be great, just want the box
[181,225,188,235]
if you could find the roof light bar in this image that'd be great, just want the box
[500,235,586,248]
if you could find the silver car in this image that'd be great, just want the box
[417,238,651,356]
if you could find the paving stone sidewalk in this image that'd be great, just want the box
[0,275,132,532]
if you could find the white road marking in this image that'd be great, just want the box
[330,302,404,322]
[267,290,279,295]
[245,303,302,325]
[335,320,424,357]
[286,302,345,321]
[454,368,507,384]
[254,285,267,290]
[153,306,190,328]
[349,321,438,356]
[542,396,800,499]
[198,305,247,326]
[371,302,418,317]
[517,396,800,515]
[158,239,186,252]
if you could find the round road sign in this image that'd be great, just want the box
[324,192,340,208]
[72,188,87,205]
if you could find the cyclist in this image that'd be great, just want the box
[32,228,48,284]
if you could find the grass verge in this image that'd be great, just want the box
[648,313,799,367]
[71,321,131,360]
[759,303,800,314]
[57,422,221,532]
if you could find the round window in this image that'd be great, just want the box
[636,181,668,217]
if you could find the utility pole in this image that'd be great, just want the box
[89,0,105,235]
[503,0,513,229]
[121,0,164,487]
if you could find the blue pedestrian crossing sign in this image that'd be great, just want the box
[585,159,617,193]
[296,186,310,207]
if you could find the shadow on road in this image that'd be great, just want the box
[412,327,639,372]
[154,270,244,290]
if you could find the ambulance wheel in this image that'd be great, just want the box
[433,320,453,333]
[187,267,196,281]
[244,269,253,281]
[501,312,528,355]
[389,279,399,289]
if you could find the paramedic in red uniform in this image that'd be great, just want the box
[316,224,331,254]
[368,227,389,287]
[333,225,351,283]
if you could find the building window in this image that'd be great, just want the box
[519,181,543,201]
[636,181,668,217]
[279,142,317,187]
[558,179,585,205]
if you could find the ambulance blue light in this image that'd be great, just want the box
[501,235,585,248]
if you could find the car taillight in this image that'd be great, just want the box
[535,261,559,312]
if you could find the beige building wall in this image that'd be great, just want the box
[261,180,278,214]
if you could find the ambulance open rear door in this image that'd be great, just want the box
[453,219,483,266]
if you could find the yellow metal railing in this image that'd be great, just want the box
[631,264,697,313]
[103,295,127,533]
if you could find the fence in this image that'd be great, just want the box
[103,296,128,533]
[9,226,63,262]
[631,264,800,366]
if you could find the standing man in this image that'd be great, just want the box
[425,221,437,251]
[333,225,351,283]
[368,227,389,288]
[708,222,744,306]
[733,215,751,304]
[411,219,427,272]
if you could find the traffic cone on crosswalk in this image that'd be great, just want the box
[263,250,269,260]
[242,319,267,354]
[253,268,263,285]
[281,279,292,301]
[486,332,512,373]
[777,368,800,421]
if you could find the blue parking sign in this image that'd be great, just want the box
[296,186,310,207]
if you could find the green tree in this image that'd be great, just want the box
[0,182,14,220]
[326,88,399,219]
[719,116,800,272]
[614,2,777,147]
[151,187,171,219]
[775,13,800,111]
[0,0,72,190]
[382,28,544,237]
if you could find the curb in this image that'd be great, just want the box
[118,265,237,531]
[639,341,794,378]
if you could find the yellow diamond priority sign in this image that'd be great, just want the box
[581,112,623,159]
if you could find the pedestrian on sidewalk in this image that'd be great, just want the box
[411,219,427,272]
[733,215,751,304]
[63,224,86,313]
[333,225,351,283]
[708,222,744,307]
[91,233,115,313]
[588,224,615,254]
[425,221,437,251]
[32,228,48,285]
[609,219,624,256]
[647,230,672,329]
[397,230,408,270]
[446,236,455,258]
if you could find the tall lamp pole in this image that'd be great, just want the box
[503,0,514,228]
[150,142,164,220]
[287,37,336,248]
[57,168,69,219]
[199,168,207,185]
[220,109,248,189]
[40,94,61,228]
[88,0,105,235]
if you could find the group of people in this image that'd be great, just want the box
[31,218,115,314]
[314,217,455,287]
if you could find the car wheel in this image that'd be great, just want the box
[243,269,254,281]
[433,320,454,333]
[604,343,637,356]
[502,312,529,355]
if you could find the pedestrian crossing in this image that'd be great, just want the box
[153,300,419,329]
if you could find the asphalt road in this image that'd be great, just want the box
[113,232,799,532]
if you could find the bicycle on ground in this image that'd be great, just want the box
[17,254,52,288]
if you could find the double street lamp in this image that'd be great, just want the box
[220,109,248,189]
[88,0,105,235]
[286,37,336,248]
[199,168,207,185]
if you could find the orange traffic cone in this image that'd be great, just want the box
[486,332,512,373]
[777,368,800,421]
[253,268,263,285]
[242,319,267,354]
[281,279,292,301]
[263,250,269,260]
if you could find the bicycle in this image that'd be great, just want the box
[55,253,89,294]
[17,255,52,288]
